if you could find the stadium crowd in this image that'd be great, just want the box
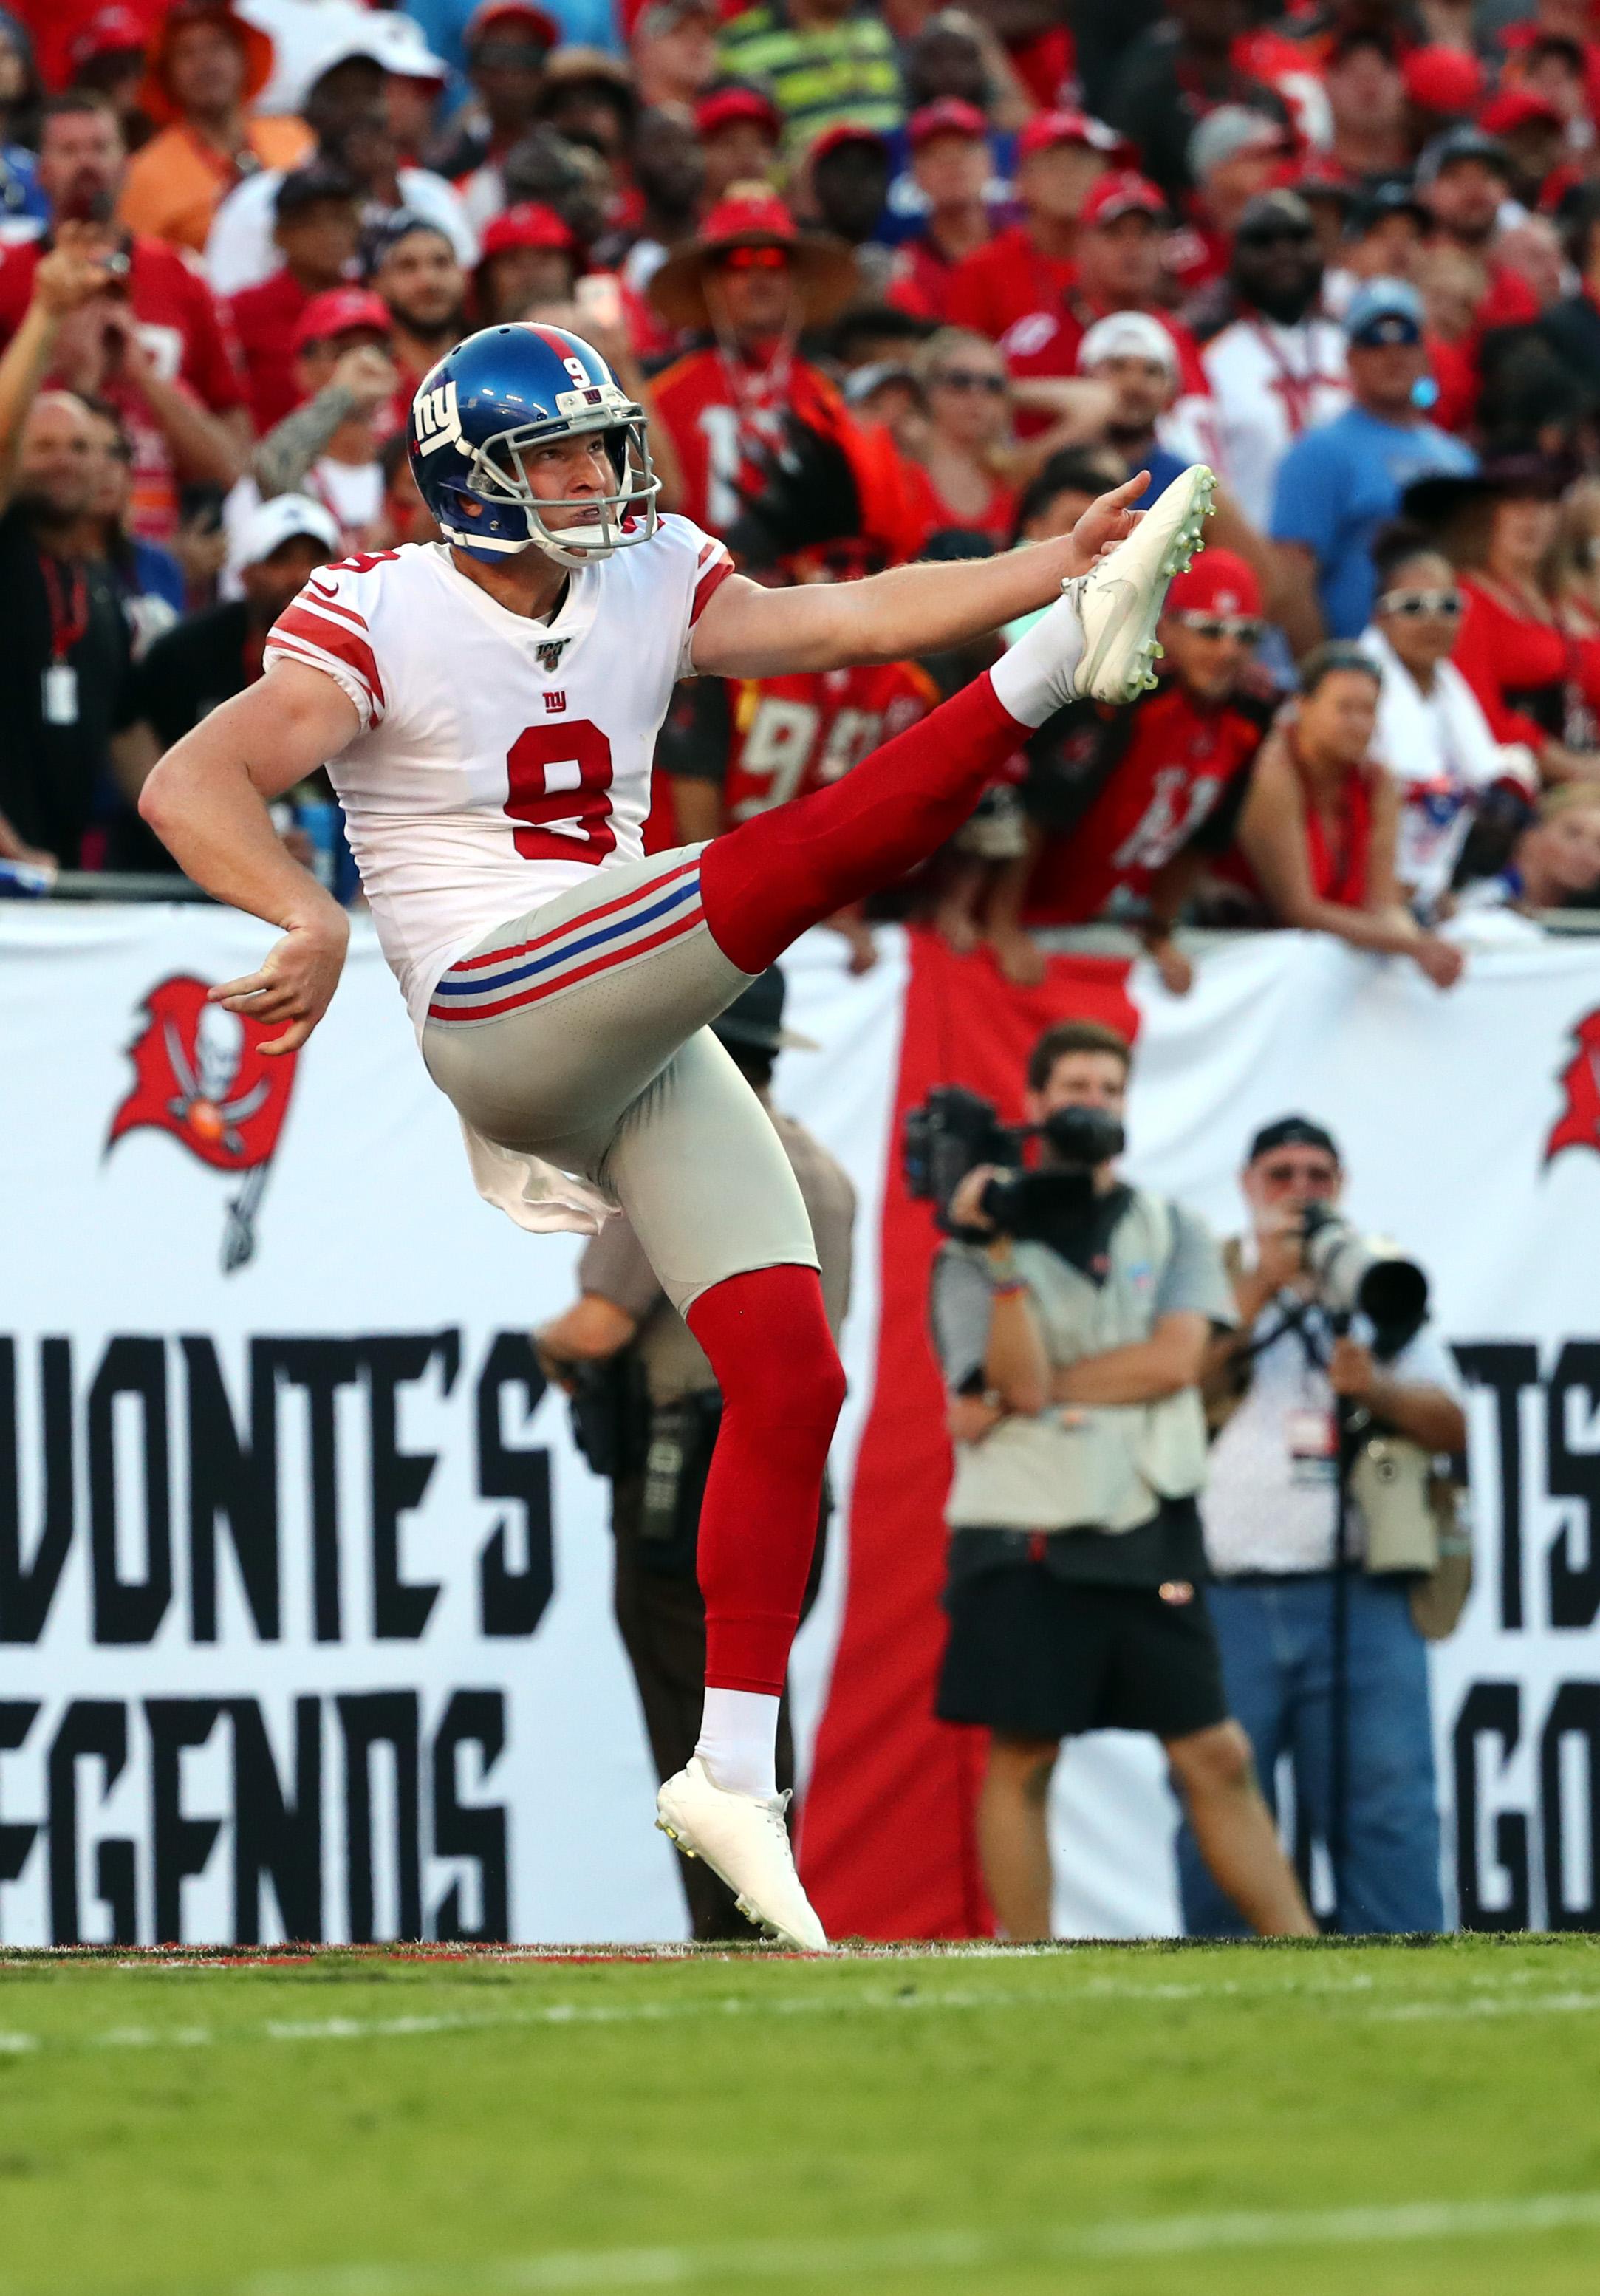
[6,0,1600,980]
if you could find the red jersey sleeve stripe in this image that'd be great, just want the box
[690,555,734,627]
[300,584,369,632]
[272,606,387,712]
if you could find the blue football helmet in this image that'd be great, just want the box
[408,322,660,569]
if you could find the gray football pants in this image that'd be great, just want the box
[420,845,820,1311]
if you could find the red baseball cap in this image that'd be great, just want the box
[695,85,782,140]
[293,287,392,355]
[1401,44,1486,115]
[69,4,148,71]
[1081,169,1167,228]
[1016,108,1127,163]
[465,0,559,51]
[1165,547,1263,620]
[906,98,989,150]
[1477,86,1565,137]
[479,201,577,258]
[808,120,891,165]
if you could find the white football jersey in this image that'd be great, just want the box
[1187,315,1348,528]
[264,515,734,1031]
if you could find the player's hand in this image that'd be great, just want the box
[948,1164,1003,1232]
[332,344,400,412]
[1412,932,1464,990]
[209,904,349,1056]
[30,222,115,316]
[1061,472,1149,578]
[1328,1335,1376,1401]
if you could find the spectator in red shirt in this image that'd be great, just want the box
[999,547,1275,992]
[646,187,858,530]
[1417,126,1540,332]
[1234,643,1463,985]
[1002,169,1210,401]
[226,162,361,435]
[946,111,1118,345]
[0,92,248,540]
[1413,459,1600,787]
[885,99,994,324]
[903,327,1019,544]
[694,84,782,205]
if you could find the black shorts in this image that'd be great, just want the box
[934,1552,1228,1744]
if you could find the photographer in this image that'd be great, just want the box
[533,971,855,1943]
[929,1021,1314,1943]
[1181,1117,1467,1938]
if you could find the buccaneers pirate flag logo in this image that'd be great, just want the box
[1545,1008,1600,1166]
[106,975,301,1271]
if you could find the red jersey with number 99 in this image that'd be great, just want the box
[722,660,940,823]
[264,515,734,1032]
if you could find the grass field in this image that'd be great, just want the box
[4,1935,1600,2296]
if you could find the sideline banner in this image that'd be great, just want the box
[5,911,1600,1942]
[0,908,898,1947]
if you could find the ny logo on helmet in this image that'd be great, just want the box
[414,377,463,456]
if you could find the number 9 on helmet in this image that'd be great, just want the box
[408,321,661,570]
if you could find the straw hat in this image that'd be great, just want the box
[648,184,859,332]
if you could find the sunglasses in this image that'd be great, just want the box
[1259,1160,1339,1186]
[1376,587,1463,618]
[716,244,790,273]
[932,368,1007,394]
[1173,612,1263,642]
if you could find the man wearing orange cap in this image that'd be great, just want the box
[946,111,1118,346]
[647,186,859,530]
[989,546,1273,991]
[116,0,312,253]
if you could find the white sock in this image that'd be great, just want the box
[695,1687,781,1800]
[989,590,1085,729]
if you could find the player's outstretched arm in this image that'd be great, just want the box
[138,660,360,1056]
[690,474,1149,680]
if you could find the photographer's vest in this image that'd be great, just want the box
[945,1189,1211,1536]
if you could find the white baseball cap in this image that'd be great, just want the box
[233,493,343,570]
[1076,310,1178,379]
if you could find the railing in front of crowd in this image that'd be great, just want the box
[17,875,1600,940]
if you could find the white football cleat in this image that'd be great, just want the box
[1067,462,1217,705]
[657,1757,832,1953]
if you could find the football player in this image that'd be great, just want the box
[139,319,1215,1951]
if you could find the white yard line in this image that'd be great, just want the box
[242,2192,1600,2295]
[6,1967,1600,2061]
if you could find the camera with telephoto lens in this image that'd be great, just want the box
[902,1084,1125,1240]
[1299,1203,1429,1354]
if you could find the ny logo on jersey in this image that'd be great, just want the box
[537,639,569,673]
[413,377,463,455]
[543,689,567,713]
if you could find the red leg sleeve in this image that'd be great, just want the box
[698,669,1025,975]
[686,1264,847,1696]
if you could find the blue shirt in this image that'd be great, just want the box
[403,0,618,77]
[1270,406,1476,638]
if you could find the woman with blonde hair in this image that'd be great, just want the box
[905,325,1110,544]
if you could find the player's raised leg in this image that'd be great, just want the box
[697,465,1216,974]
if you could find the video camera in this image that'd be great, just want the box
[1299,1203,1429,1356]
[902,1084,1125,1241]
